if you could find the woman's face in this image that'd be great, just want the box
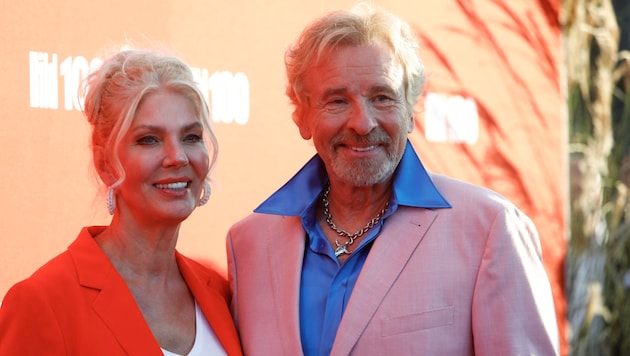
[115,89,209,225]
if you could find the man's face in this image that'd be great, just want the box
[298,43,412,187]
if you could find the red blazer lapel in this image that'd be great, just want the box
[176,252,243,356]
[70,227,163,355]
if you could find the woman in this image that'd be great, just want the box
[0,49,242,355]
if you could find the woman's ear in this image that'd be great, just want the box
[94,146,116,186]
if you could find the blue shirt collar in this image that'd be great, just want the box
[254,140,451,216]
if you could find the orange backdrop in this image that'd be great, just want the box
[0,0,566,353]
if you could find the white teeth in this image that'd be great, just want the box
[155,182,188,189]
[351,146,376,152]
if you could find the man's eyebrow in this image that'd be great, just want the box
[321,87,348,98]
[319,84,400,100]
[369,85,399,95]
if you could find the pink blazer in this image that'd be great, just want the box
[227,174,559,355]
[0,226,242,356]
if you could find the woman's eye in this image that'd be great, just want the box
[184,134,203,143]
[137,136,159,145]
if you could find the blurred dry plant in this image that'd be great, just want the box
[562,0,630,354]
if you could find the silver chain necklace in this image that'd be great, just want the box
[322,185,389,257]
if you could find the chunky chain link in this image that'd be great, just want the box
[322,184,389,256]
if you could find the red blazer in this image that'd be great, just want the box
[0,226,242,356]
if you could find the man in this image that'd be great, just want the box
[227,2,559,355]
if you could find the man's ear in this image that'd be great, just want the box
[298,120,313,140]
[94,146,116,186]
[295,110,313,140]
[407,113,415,133]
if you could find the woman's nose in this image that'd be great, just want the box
[163,141,189,167]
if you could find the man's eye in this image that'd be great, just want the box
[324,98,347,109]
[374,95,393,102]
[321,95,347,105]
[373,95,398,108]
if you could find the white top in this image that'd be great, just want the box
[161,301,227,356]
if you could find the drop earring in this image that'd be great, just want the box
[198,182,211,207]
[107,187,116,215]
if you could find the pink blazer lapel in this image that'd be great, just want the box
[266,216,306,354]
[331,207,438,355]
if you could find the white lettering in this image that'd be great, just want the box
[424,93,479,144]
[206,70,250,125]
[28,51,250,125]
[29,51,58,109]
